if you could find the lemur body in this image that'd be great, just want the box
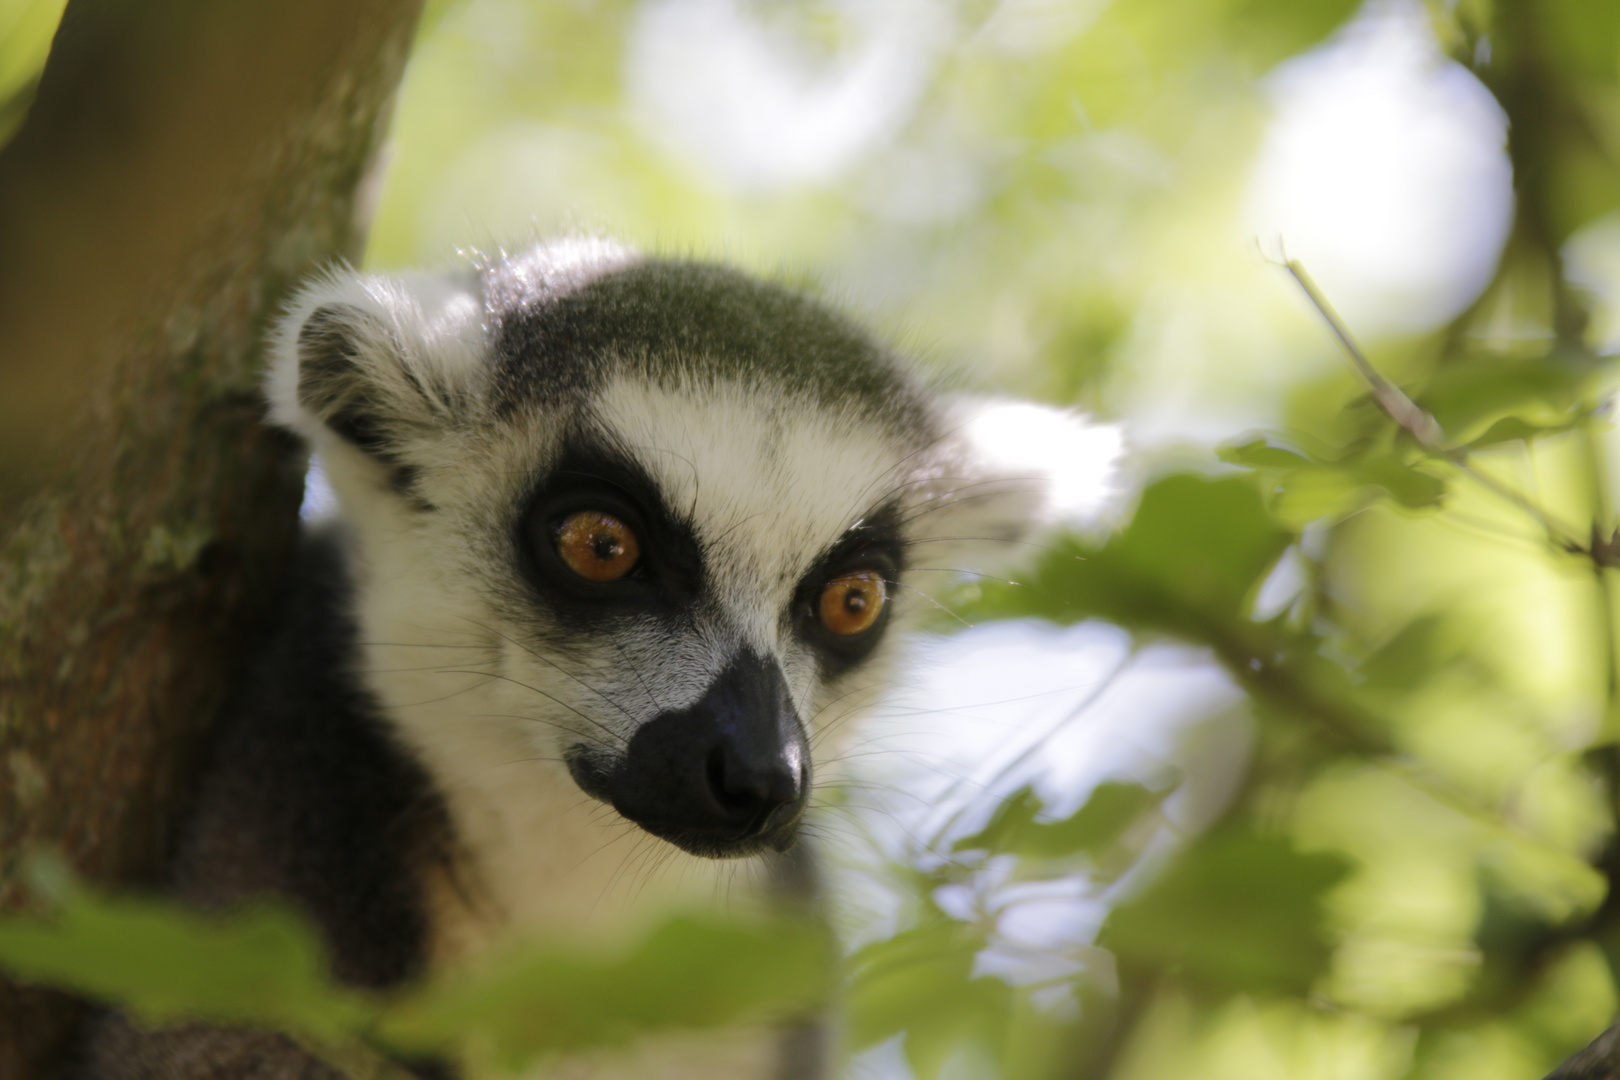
[73,239,1069,1079]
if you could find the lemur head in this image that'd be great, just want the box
[270,239,1093,862]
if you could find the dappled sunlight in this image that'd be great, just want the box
[1247,0,1514,335]
[626,0,948,192]
[3,0,1618,1075]
[169,0,1620,1071]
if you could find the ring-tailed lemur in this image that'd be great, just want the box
[73,238,1091,1080]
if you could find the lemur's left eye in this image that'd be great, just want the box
[555,511,640,582]
[818,570,886,636]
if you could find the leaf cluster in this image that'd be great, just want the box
[0,859,834,1078]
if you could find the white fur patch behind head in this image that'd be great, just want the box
[958,401,1124,527]
[905,399,1123,575]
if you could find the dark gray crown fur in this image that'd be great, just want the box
[483,253,934,440]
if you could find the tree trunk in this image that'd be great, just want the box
[1548,1020,1620,1079]
[0,0,425,1074]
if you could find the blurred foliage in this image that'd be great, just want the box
[0,856,833,1078]
[1102,828,1352,996]
[0,858,372,1045]
[5,0,1620,1078]
[0,0,64,146]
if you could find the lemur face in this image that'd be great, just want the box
[270,240,1068,862]
[503,380,919,858]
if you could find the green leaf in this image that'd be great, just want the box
[1540,0,1620,79]
[953,786,1043,856]
[900,977,1012,1080]
[0,0,65,150]
[1466,415,1584,448]
[1359,615,1459,696]
[952,781,1167,861]
[846,920,1013,1080]
[1353,454,1448,509]
[1265,464,1371,526]
[1221,436,1449,525]
[379,913,835,1070]
[971,472,1293,639]
[0,872,835,1074]
[0,883,372,1042]
[1217,438,1311,470]
[845,920,983,1052]
[1101,829,1353,995]
[1220,0,1365,70]
[1417,351,1608,447]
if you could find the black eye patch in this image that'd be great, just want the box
[514,439,705,623]
[793,502,905,672]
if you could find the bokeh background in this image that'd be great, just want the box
[6,0,1620,1078]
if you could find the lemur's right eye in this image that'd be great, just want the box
[818,570,886,636]
[555,511,640,582]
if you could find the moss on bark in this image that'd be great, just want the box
[0,1,427,1072]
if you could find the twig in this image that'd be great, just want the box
[920,650,1138,858]
[1282,260,1445,447]
[1277,255,1589,551]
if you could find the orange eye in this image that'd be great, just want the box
[818,570,887,636]
[555,511,640,582]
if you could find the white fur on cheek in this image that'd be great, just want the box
[310,376,941,950]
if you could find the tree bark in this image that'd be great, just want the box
[0,0,425,1074]
[1548,1021,1620,1079]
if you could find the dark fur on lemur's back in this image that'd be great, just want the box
[71,529,454,1080]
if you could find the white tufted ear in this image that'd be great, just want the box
[912,399,1123,572]
[265,266,489,466]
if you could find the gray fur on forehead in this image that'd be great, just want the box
[481,246,937,440]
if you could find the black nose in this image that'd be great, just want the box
[705,736,803,835]
[568,651,809,858]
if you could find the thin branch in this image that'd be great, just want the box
[1278,254,1589,551]
[1282,259,1444,447]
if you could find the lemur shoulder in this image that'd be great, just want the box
[72,238,1083,1080]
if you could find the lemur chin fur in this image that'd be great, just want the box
[71,237,1100,1080]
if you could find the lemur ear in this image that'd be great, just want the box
[290,303,400,458]
[266,269,488,466]
[914,399,1123,571]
